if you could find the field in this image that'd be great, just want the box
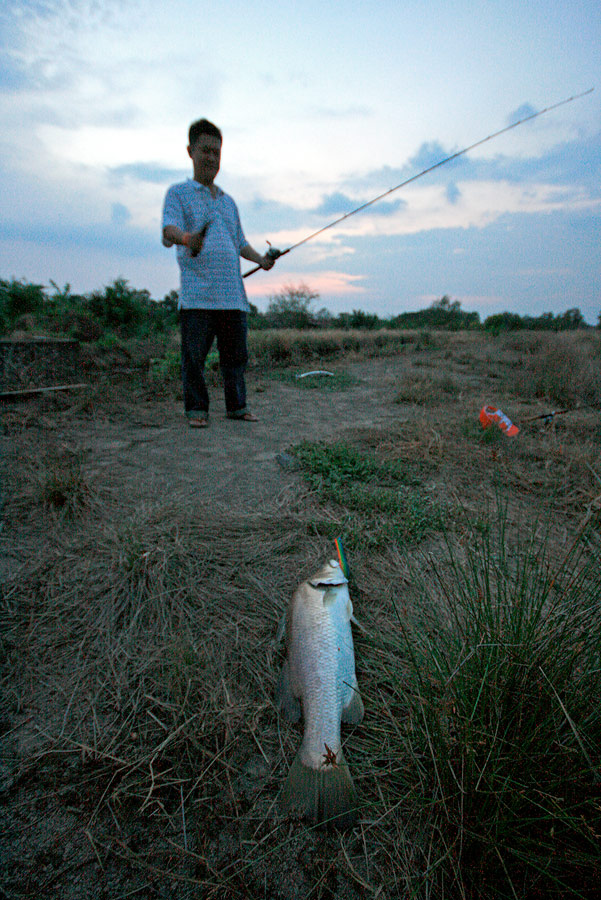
[1,328,600,899]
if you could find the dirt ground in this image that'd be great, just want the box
[62,357,408,506]
[1,342,599,899]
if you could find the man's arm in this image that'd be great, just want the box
[240,244,276,270]
[162,224,209,258]
[162,225,186,248]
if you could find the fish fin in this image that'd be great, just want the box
[274,610,286,646]
[350,613,367,635]
[275,659,301,722]
[280,748,358,829]
[342,687,364,725]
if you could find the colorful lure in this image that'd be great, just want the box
[479,405,519,437]
[334,538,350,579]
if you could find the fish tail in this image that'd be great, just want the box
[280,748,358,829]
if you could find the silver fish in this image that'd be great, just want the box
[275,557,364,828]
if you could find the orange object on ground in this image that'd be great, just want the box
[479,405,519,436]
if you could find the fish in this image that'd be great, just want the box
[275,556,364,828]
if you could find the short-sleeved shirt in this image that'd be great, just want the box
[162,179,250,311]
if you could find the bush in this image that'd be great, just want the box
[484,311,525,334]
[0,278,46,334]
[391,296,480,331]
[86,278,150,335]
[264,284,321,329]
[485,308,590,334]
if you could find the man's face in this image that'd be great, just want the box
[188,134,222,185]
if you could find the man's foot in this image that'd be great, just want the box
[227,411,258,422]
[188,416,208,428]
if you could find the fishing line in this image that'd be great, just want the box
[243,87,594,278]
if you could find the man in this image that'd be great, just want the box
[162,118,276,427]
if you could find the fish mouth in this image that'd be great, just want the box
[309,560,347,588]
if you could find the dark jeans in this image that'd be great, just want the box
[180,309,249,417]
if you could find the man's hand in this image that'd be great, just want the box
[260,253,276,270]
[240,243,280,272]
[189,223,211,258]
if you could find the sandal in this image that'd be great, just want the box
[227,411,258,422]
[188,416,208,428]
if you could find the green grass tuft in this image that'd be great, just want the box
[356,500,601,898]
[268,370,359,391]
[291,439,443,549]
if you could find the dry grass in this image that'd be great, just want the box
[249,327,419,367]
[1,328,600,898]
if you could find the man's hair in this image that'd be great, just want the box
[188,118,222,147]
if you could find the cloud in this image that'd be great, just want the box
[507,103,538,126]
[0,218,155,257]
[111,203,131,225]
[335,128,601,216]
[446,183,461,204]
[310,104,373,119]
[406,140,468,174]
[313,191,405,218]
[0,59,31,90]
[493,131,601,189]
[313,192,355,216]
[109,163,188,185]
[245,269,366,302]
[262,178,601,256]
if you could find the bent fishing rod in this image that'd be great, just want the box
[243,87,594,278]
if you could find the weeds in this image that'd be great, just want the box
[355,501,601,898]
[2,330,601,898]
[248,328,416,368]
[149,348,220,382]
[291,439,443,548]
[268,370,359,391]
[508,332,601,408]
[394,373,461,405]
[17,445,97,519]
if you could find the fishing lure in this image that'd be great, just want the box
[334,538,350,579]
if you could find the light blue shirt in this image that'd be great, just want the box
[162,179,250,311]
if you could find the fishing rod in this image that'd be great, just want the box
[522,408,572,424]
[243,87,594,278]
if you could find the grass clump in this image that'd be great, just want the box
[358,502,601,898]
[248,328,415,369]
[269,370,359,391]
[509,332,601,408]
[36,447,95,518]
[291,439,443,548]
[394,373,461,405]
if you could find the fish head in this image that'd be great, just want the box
[308,559,348,589]
[308,559,353,617]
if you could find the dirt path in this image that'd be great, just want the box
[69,357,409,506]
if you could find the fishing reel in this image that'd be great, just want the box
[242,241,283,278]
[265,240,282,262]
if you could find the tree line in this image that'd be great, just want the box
[0,276,597,341]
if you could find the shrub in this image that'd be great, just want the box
[0,278,46,333]
[265,284,321,329]
[86,278,149,335]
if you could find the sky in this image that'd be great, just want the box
[1,0,599,322]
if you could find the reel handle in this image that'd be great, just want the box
[242,243,283,278]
